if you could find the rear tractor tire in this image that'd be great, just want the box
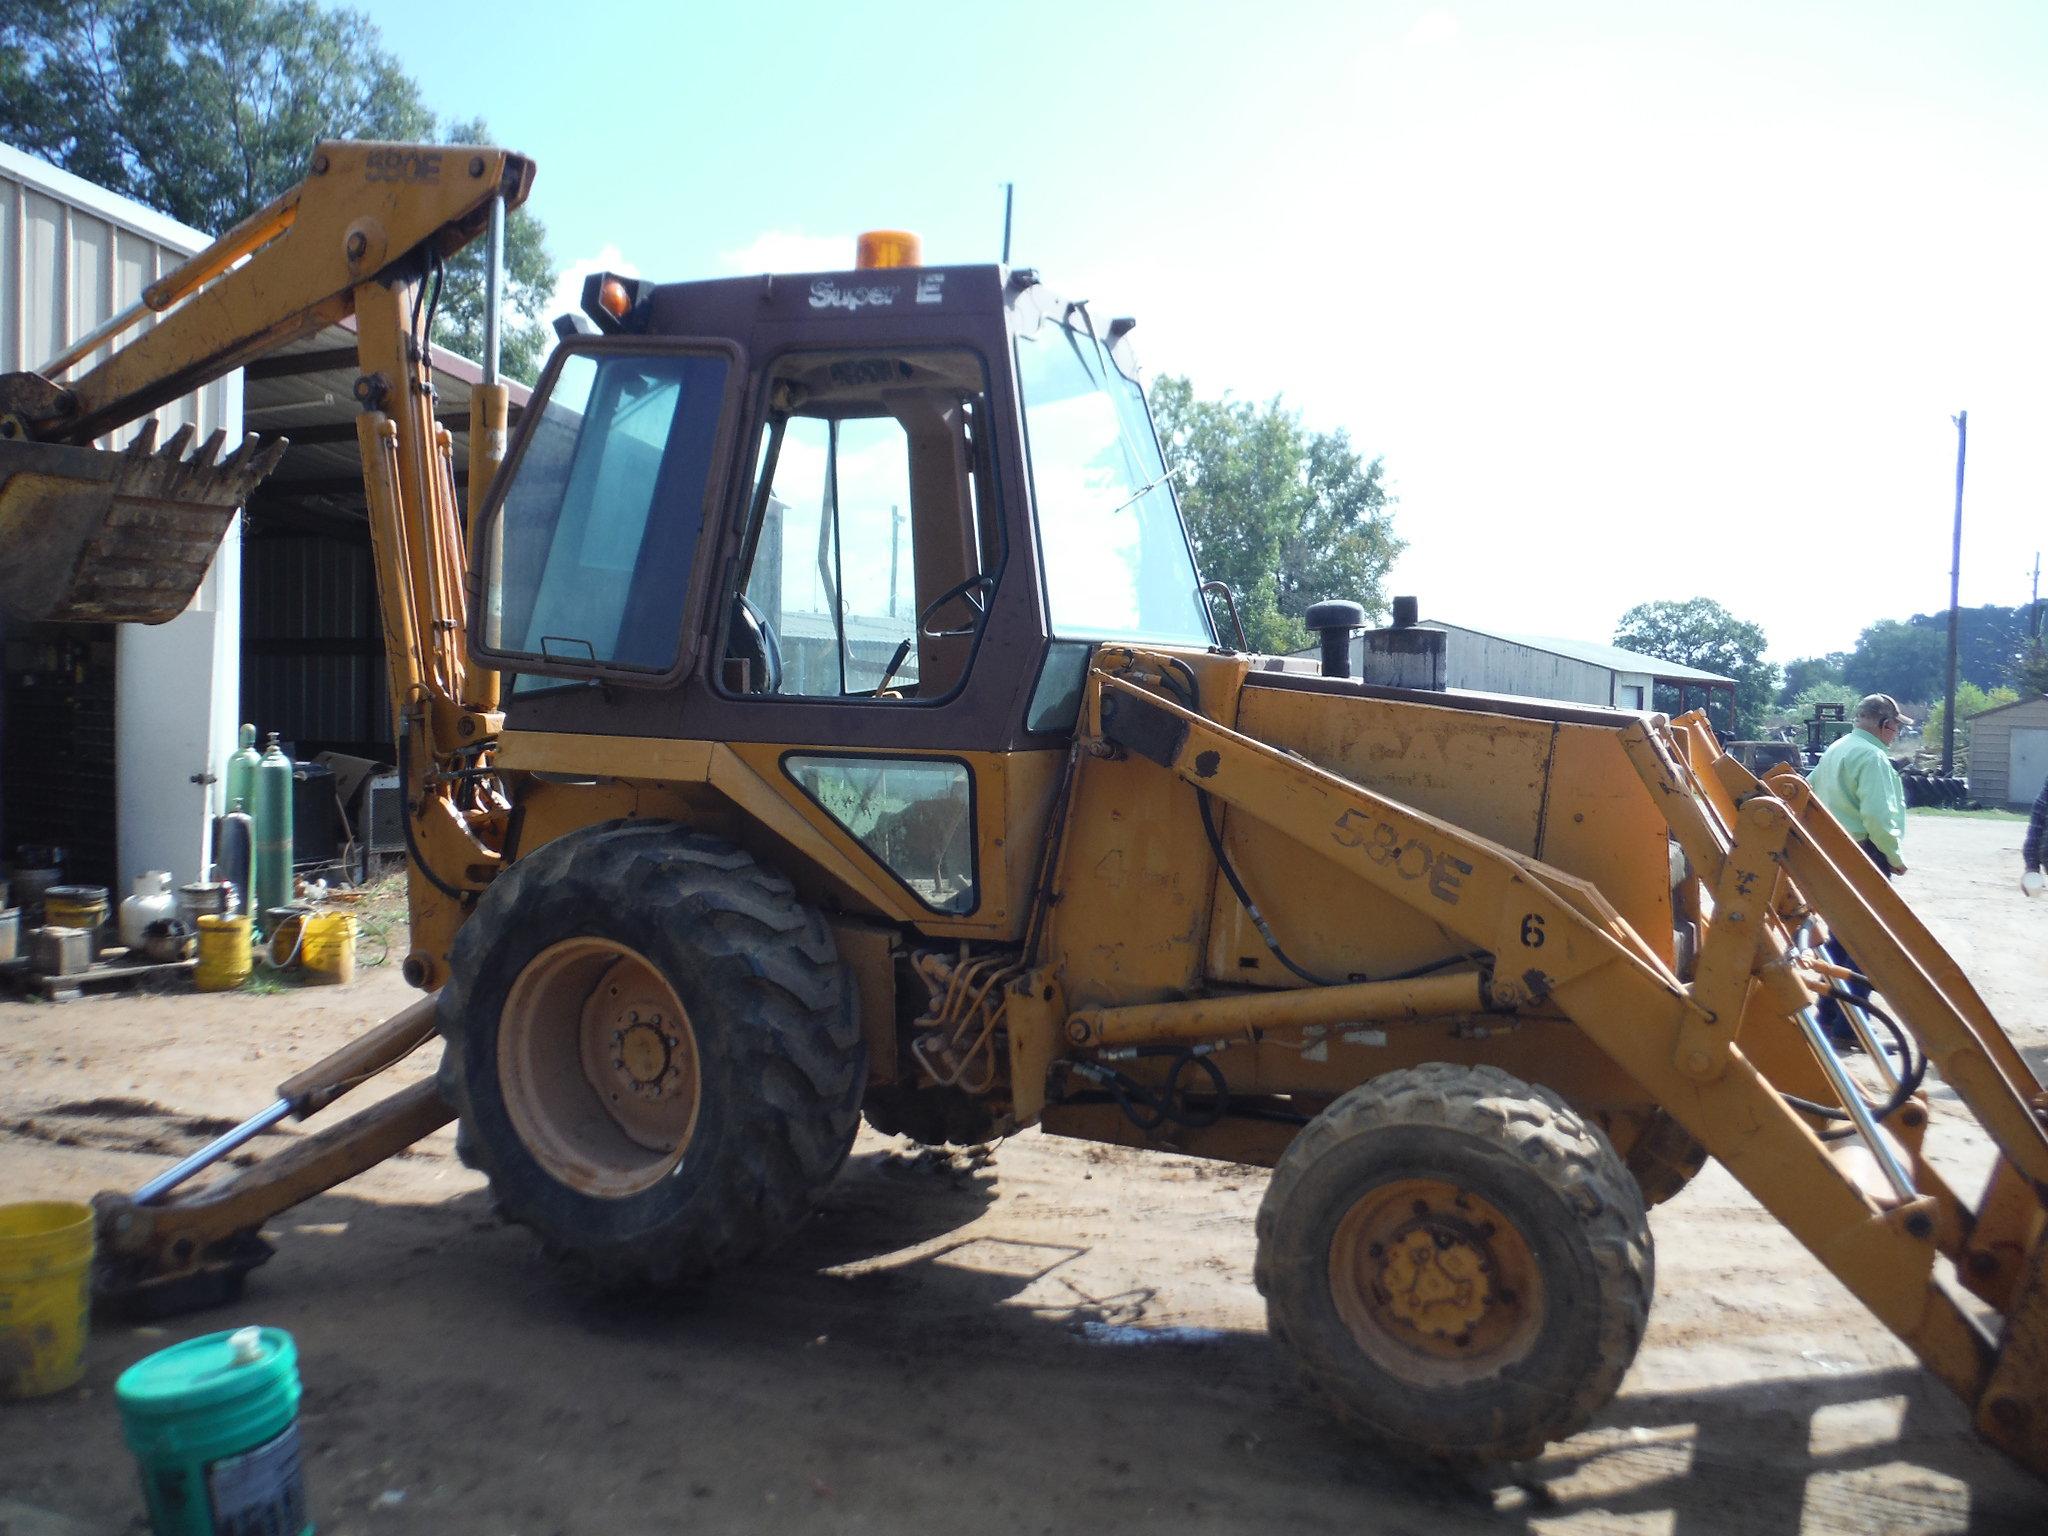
[438,821,865,1287]
[1256,1063,1652,1465]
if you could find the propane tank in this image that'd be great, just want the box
[251,733,294,924]
[119,871,177,950]
[223,723,261,816]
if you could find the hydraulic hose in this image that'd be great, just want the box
[1781,989,1926,1138]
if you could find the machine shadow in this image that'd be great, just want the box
[50,1145,2037,1533]
[1538,1367,2039,1535]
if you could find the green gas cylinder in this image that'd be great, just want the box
[223,724,261,815]
[251,734,294,925]
[117,1325,310,1535]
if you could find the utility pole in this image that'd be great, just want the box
[1943,410,1967,776]
[2031,552,2041,642]
[888,505,902,618]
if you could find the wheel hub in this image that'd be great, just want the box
[612,1012,685,1098]
[497,937,702,1199]
[1378,1219,1493,1341]
[1329,1177,1543,1382]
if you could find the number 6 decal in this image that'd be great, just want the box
[1520,913,1546,948]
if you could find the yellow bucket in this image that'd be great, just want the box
[194,913,253,991]
[43,885,108,952]
[298,911,356,986]
[0,1200,94,1397]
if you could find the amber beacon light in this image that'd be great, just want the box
[856,230,923,269]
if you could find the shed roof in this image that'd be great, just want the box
[1967,692,2048,722]
[1429,622,1734,684]
[0,142,214,252]
[246,321,529,528]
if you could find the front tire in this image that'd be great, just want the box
[438,822,864,1286]
[1256,1063,1652,1464]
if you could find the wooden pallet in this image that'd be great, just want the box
[2,951,196,1002]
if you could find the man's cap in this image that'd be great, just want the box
[1857,693,1913,727]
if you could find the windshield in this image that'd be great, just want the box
[1014,310,1212,647]
[482,346,729,673]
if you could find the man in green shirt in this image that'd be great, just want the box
[1808,693,1911,1046]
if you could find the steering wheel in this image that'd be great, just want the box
[725,592,783,693]
[918,573,997,639]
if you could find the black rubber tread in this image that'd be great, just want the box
[1622,1108,1709,1207]
[1255,1062,1653,1465]
[437,820,865,1287]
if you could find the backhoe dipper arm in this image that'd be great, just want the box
[6,143,533,446]
[0,141,535,985]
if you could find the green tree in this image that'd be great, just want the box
[1792,680,1858,717]
[0,0,555,379]
[1150,376,1403,654]
[1613,597,1779,739]
[1903,603,2032,692]
[2016,645,2048,697]
[1778,653,1847,706]
[1843,618,1946,705]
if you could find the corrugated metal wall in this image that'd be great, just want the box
[0,160,232,445]
[243,525,389,759]
[1437,625,1616,705]
[0,146,240,892]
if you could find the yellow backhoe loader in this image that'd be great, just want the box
[2,141,2043,1474]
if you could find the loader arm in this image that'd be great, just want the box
[1090,660,2048,1476]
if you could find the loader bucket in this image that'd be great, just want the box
[0,422,285,625]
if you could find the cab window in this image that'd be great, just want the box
[724,349,999,703]
[479,345,732,676]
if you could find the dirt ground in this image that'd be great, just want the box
[2,813,2045,1534]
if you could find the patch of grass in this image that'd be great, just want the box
[1908,805,2028,822]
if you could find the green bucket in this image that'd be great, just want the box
[115,1325,310,1535]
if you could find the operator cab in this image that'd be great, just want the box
[471,242,1217,741]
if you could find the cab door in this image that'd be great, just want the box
[468,336,746,689]
[710,344,1015,928]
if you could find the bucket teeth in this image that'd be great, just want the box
[107,424,289,509]
[250,437,288,478]
[0,421,292,624]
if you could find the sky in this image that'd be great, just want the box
[350,0,2048,662]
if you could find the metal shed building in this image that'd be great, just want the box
[1311,617,1738,730]
[1422,623,1736,722]
[0,143,241,894]
[1966,693,2048,809]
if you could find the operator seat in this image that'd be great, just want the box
[725,593,782,694]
